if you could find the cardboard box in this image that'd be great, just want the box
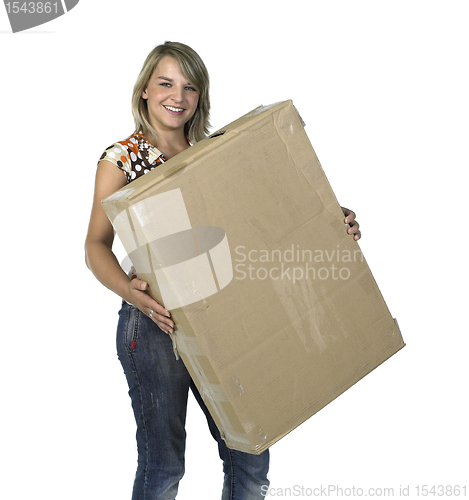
[102,100,405,454]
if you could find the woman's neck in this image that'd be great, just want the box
[151,130,190,159]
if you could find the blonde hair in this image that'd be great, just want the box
[132,41,210,145]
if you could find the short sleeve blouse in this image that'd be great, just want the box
[98,131,166,183]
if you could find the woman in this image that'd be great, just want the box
[85,41,361,500]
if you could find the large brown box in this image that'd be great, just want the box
[102,100,405,454]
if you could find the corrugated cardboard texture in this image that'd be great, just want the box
[102,100,405,454]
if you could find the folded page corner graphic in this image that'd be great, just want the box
[64,0,79,11]
[4,0,80,33]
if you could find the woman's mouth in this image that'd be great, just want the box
[163,105,185,115]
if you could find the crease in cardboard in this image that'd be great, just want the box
[275,108,340,230]
[277,106,340,223]
[274,109,309,182]
[274,213,322,245]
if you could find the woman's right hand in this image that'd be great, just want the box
[128,279,175,335]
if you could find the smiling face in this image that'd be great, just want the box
[142,56,200,138]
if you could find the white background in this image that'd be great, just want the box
[1,1,468,498]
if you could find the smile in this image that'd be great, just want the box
[164,105,185,113]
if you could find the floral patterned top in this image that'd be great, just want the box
[98,130,166,183]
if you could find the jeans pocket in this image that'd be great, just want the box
[117,301,140,354]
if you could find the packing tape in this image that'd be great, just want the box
[129,189,192,244]
[174,324,253,451]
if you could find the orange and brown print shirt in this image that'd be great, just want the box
[99,131,166,183]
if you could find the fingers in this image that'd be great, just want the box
[147,302,174,335]
[341,207,355,224]
[341,206,352,219]
[348,223,361,241]
[129,279,175,334]
[341,207,362,241]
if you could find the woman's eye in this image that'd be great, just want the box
[186,86,197,92]
[160,82,171,88]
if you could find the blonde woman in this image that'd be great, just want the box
[85,41,360,500]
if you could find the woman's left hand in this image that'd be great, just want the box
[341,207,361,241]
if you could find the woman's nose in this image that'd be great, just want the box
[171,86,184,103]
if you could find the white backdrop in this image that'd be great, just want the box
[1,1,468,498]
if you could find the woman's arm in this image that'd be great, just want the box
[84,160,175,334]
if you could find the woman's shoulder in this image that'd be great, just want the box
[98,132,143,183]
[99,132,139,163]
[98,131,164,183]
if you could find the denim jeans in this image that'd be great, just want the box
[116,301,270,499]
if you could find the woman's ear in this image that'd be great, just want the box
[142,88,148,99]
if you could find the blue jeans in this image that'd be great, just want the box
[116,301,270,499]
